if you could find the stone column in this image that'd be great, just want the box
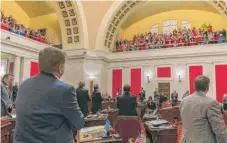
[13,56,21,83]
[20,57,31,82]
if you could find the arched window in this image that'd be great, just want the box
[151,24,158,34]
[182,21,191,29]
[162,20,177,35]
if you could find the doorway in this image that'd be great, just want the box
[158,83,170,100]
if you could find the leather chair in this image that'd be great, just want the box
[114,116,141,143]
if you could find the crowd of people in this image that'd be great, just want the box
[1,47,227,142]
[115,24,227,52]
[0,11,48,44]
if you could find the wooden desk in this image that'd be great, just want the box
[100,109,119,127]
[158,106,180,123]
[144,121,177,143]
[1,122,13,143]
[78,126,122,143]
[102,102,117,110]
[143,114,158,122]
[137,103,147,118]
[85,114,108,127]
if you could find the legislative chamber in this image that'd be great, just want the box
[1,1,227,143]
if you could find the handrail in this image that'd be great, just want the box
[114,39,226,52]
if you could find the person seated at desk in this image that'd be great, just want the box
[146,96,157,114]
[117,84,137,116]
[91,84,103,114]
[223,94,227,111]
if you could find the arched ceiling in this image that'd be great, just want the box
[16,1,55,18]
[122,1,220,29]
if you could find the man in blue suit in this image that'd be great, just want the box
[14,47,84,143]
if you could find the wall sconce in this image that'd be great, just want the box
[147,75,151,83]
[178,75,182,83]
[89,75,95,80]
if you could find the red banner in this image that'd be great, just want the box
[131,68,141,96]
[189,66,203,94]
[215,65,227,103]
[30,62,39,77]
[157,67,171,78]
[112,69,122,97]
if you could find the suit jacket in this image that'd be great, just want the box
[1,83,11,117]
[180,92,227,143]
[91,90,103,113]
[76,87,90,117]
[12,85,18,97]
[14,72,85,143]
[117,92,137,116]
[159,95,167,104]
[139,90,146,101]
[171,93,178,102]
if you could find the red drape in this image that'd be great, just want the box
[30,62,39,77]
[215,65,227,103]
[131,68,141,96]
[157,67,171,78]
[189,66,203,94]
[112,69,122,97]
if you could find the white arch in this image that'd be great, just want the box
[95,1,124,51]
[48,1,89,49]
[72,1,89,49]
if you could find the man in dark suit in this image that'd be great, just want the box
[171,90,178,102]
[117,84,137,116]
[76,81,90,117]
[1,73,14,117]
[14,47,84,143]
[12,82,19,102]
[139,87,146,102]
[91,84,103,114]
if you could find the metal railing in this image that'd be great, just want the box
[114,39,226,52]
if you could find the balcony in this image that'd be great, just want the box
[1,29,49,49]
